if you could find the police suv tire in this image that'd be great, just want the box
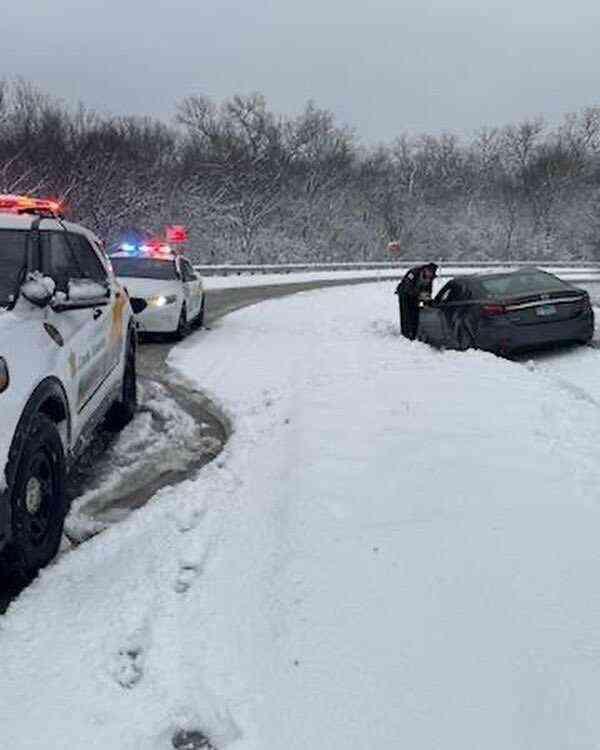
[174,303,189,340]
[106,331,137,431]
[1,413,67,582]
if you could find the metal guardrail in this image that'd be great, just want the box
[195,260,600,276]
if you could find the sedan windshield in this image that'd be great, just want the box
[475,270,571,299]
[0,230,28,308]
[110,257,178,280]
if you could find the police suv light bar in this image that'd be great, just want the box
[0,195,63,217]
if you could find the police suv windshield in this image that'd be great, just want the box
[0,230,28,308]
[110,257,178,280]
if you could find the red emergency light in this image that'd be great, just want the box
[166,225,188,244]
[0,194,63,216]
[139,241,174,257]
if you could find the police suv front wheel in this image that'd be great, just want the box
[1,414,67,582]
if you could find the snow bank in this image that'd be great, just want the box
[3,283,600,749]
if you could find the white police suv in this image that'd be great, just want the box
[0,196,137,581]
[110,243,204,338]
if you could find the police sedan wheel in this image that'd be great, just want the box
[175,303,189,340]
[194,295,205,328]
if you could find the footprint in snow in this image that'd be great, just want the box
[175,504,208,534]
[174,549,210,594]
[110,644,144,689]
[172,729,216,749]
[174,563,201,594]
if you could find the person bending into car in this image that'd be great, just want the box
[394,263,438,340]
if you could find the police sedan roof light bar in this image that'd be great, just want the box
[114,239,177,257]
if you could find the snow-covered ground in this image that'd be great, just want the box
[3,282,600,749]
[66,379,222,542]
[203,266,600,290]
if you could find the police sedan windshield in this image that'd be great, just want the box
[110,257,178,280]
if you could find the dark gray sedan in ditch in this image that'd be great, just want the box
[417,268,594,355]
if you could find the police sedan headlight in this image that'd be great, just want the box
[0,358,9,393]
[147,294,177,307]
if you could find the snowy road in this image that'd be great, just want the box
[3,280,600,749]
[66,274,406,540]
[0,275,404,613]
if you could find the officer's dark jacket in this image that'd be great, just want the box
[395,265,436,299]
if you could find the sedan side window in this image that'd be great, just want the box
[435,283,467,306]
[434,283,454,305]
[446,284,465,304]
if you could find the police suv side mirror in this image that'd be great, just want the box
[67,279,109,302]
[51,279,110,312]
[21,274,56,308]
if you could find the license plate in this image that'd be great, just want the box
[536,304,557,316]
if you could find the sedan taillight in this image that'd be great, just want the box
[481,304,507,317]
[576,294,592,311]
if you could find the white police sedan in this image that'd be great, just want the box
[110,245,205,338]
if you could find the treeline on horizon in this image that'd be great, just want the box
[2,79,600,263]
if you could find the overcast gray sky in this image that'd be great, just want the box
[2,0,600,143]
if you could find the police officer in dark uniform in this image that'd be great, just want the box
[395,263,438,340]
